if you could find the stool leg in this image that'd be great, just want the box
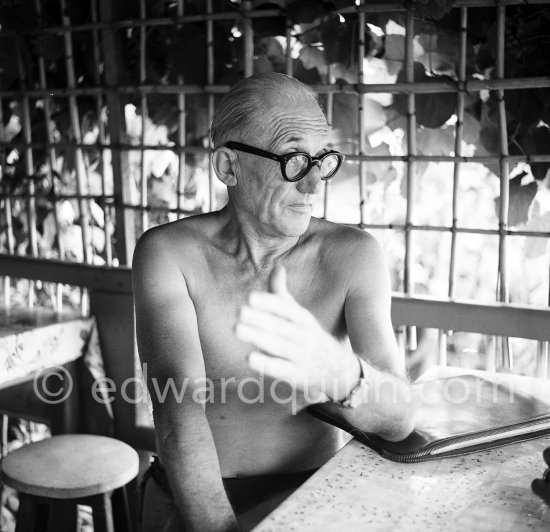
[90,493,115,532]
[15,493,39,532]
[112,487,132,532]
[47,499,77,532]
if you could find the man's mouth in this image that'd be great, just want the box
[288,203,312,211]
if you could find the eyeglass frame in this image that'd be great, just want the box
[224,141,345,182]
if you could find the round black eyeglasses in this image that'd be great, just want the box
[224,141,345,182]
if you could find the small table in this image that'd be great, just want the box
[253,366,550,532]
[0,306,105,434]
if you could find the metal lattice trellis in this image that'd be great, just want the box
[0,0,549,375]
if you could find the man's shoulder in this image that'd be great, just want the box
[308,217,381,256]
[132,212,218,267]
[308,219,389,295]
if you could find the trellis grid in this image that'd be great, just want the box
[0,0,549,376]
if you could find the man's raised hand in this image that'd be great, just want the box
[235,265,360,402]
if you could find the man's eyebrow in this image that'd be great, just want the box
[282,136,302,144]
[275,136,334,154]
[281,136,334,149]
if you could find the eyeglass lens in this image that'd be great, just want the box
[285,153,341,180]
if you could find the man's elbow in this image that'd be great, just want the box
[376,381,416,442]
[379,402,416,442]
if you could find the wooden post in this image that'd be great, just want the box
[324,65,335,219]
[0,83,14,308]
[98,0,136,265]
[449,7,468,300]
[90,0,113,266]
[15,37,38,308]
[404,10,417,352]
[242,1,254,78]
[176,0,186,219]
[60,0,93,267]
[139,0,149,234]
[358,3,366,226]
[207,0,215,211]
[495,5,512,369]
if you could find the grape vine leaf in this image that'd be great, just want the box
[493,172,537,227]
[321,16,354,65]
[506,89,543,127]
[509,124,550,181]
[409,0,454,21]
[170,25,207,84]
[523,201,550,259]
[331,93,387,143]
[531,126,550,181]
[31,33,64,63]
[287,0,331,24]
[364,140,398,187]
[393,62,456,128]
[253,3,287,37]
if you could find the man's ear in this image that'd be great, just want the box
[212,147,238,187]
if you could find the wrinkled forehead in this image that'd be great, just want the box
[254,98,331,150]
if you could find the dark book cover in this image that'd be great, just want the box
[308,375,550,463]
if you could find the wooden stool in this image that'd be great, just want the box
[0,434,139,532]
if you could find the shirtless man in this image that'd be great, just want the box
[133,72,414,532]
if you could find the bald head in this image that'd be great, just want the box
[211,72,322,149]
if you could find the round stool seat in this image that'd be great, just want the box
[1,434,139,499]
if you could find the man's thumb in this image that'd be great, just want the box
[269,265,292,298]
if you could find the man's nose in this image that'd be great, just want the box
[296,164,323,194]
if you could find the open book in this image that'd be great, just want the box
[308,374,550,463]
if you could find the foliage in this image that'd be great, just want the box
[0,0,547,374]
[0,0,549,270]
[494,171,538,227]
[393,62,457,128]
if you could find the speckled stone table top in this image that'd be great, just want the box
[253,367,550,532]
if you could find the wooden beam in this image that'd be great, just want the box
[0,254,132,294]
[0,255,548,340]
[392,295,550,342]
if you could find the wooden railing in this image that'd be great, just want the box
[2,254,548,338]
[0,253,548,451]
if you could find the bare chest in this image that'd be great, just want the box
[188,251,347,379]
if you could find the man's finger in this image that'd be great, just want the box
[269,265,292,300]
[248,291,316,325]
[248,351,306,390]
[236,322,299,361]
[239,305,307,342]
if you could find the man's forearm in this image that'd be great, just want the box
[155,401,240,532]
[349,363,414,441]
[321,358,415,442]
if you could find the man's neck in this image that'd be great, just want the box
[218,204,301,271]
